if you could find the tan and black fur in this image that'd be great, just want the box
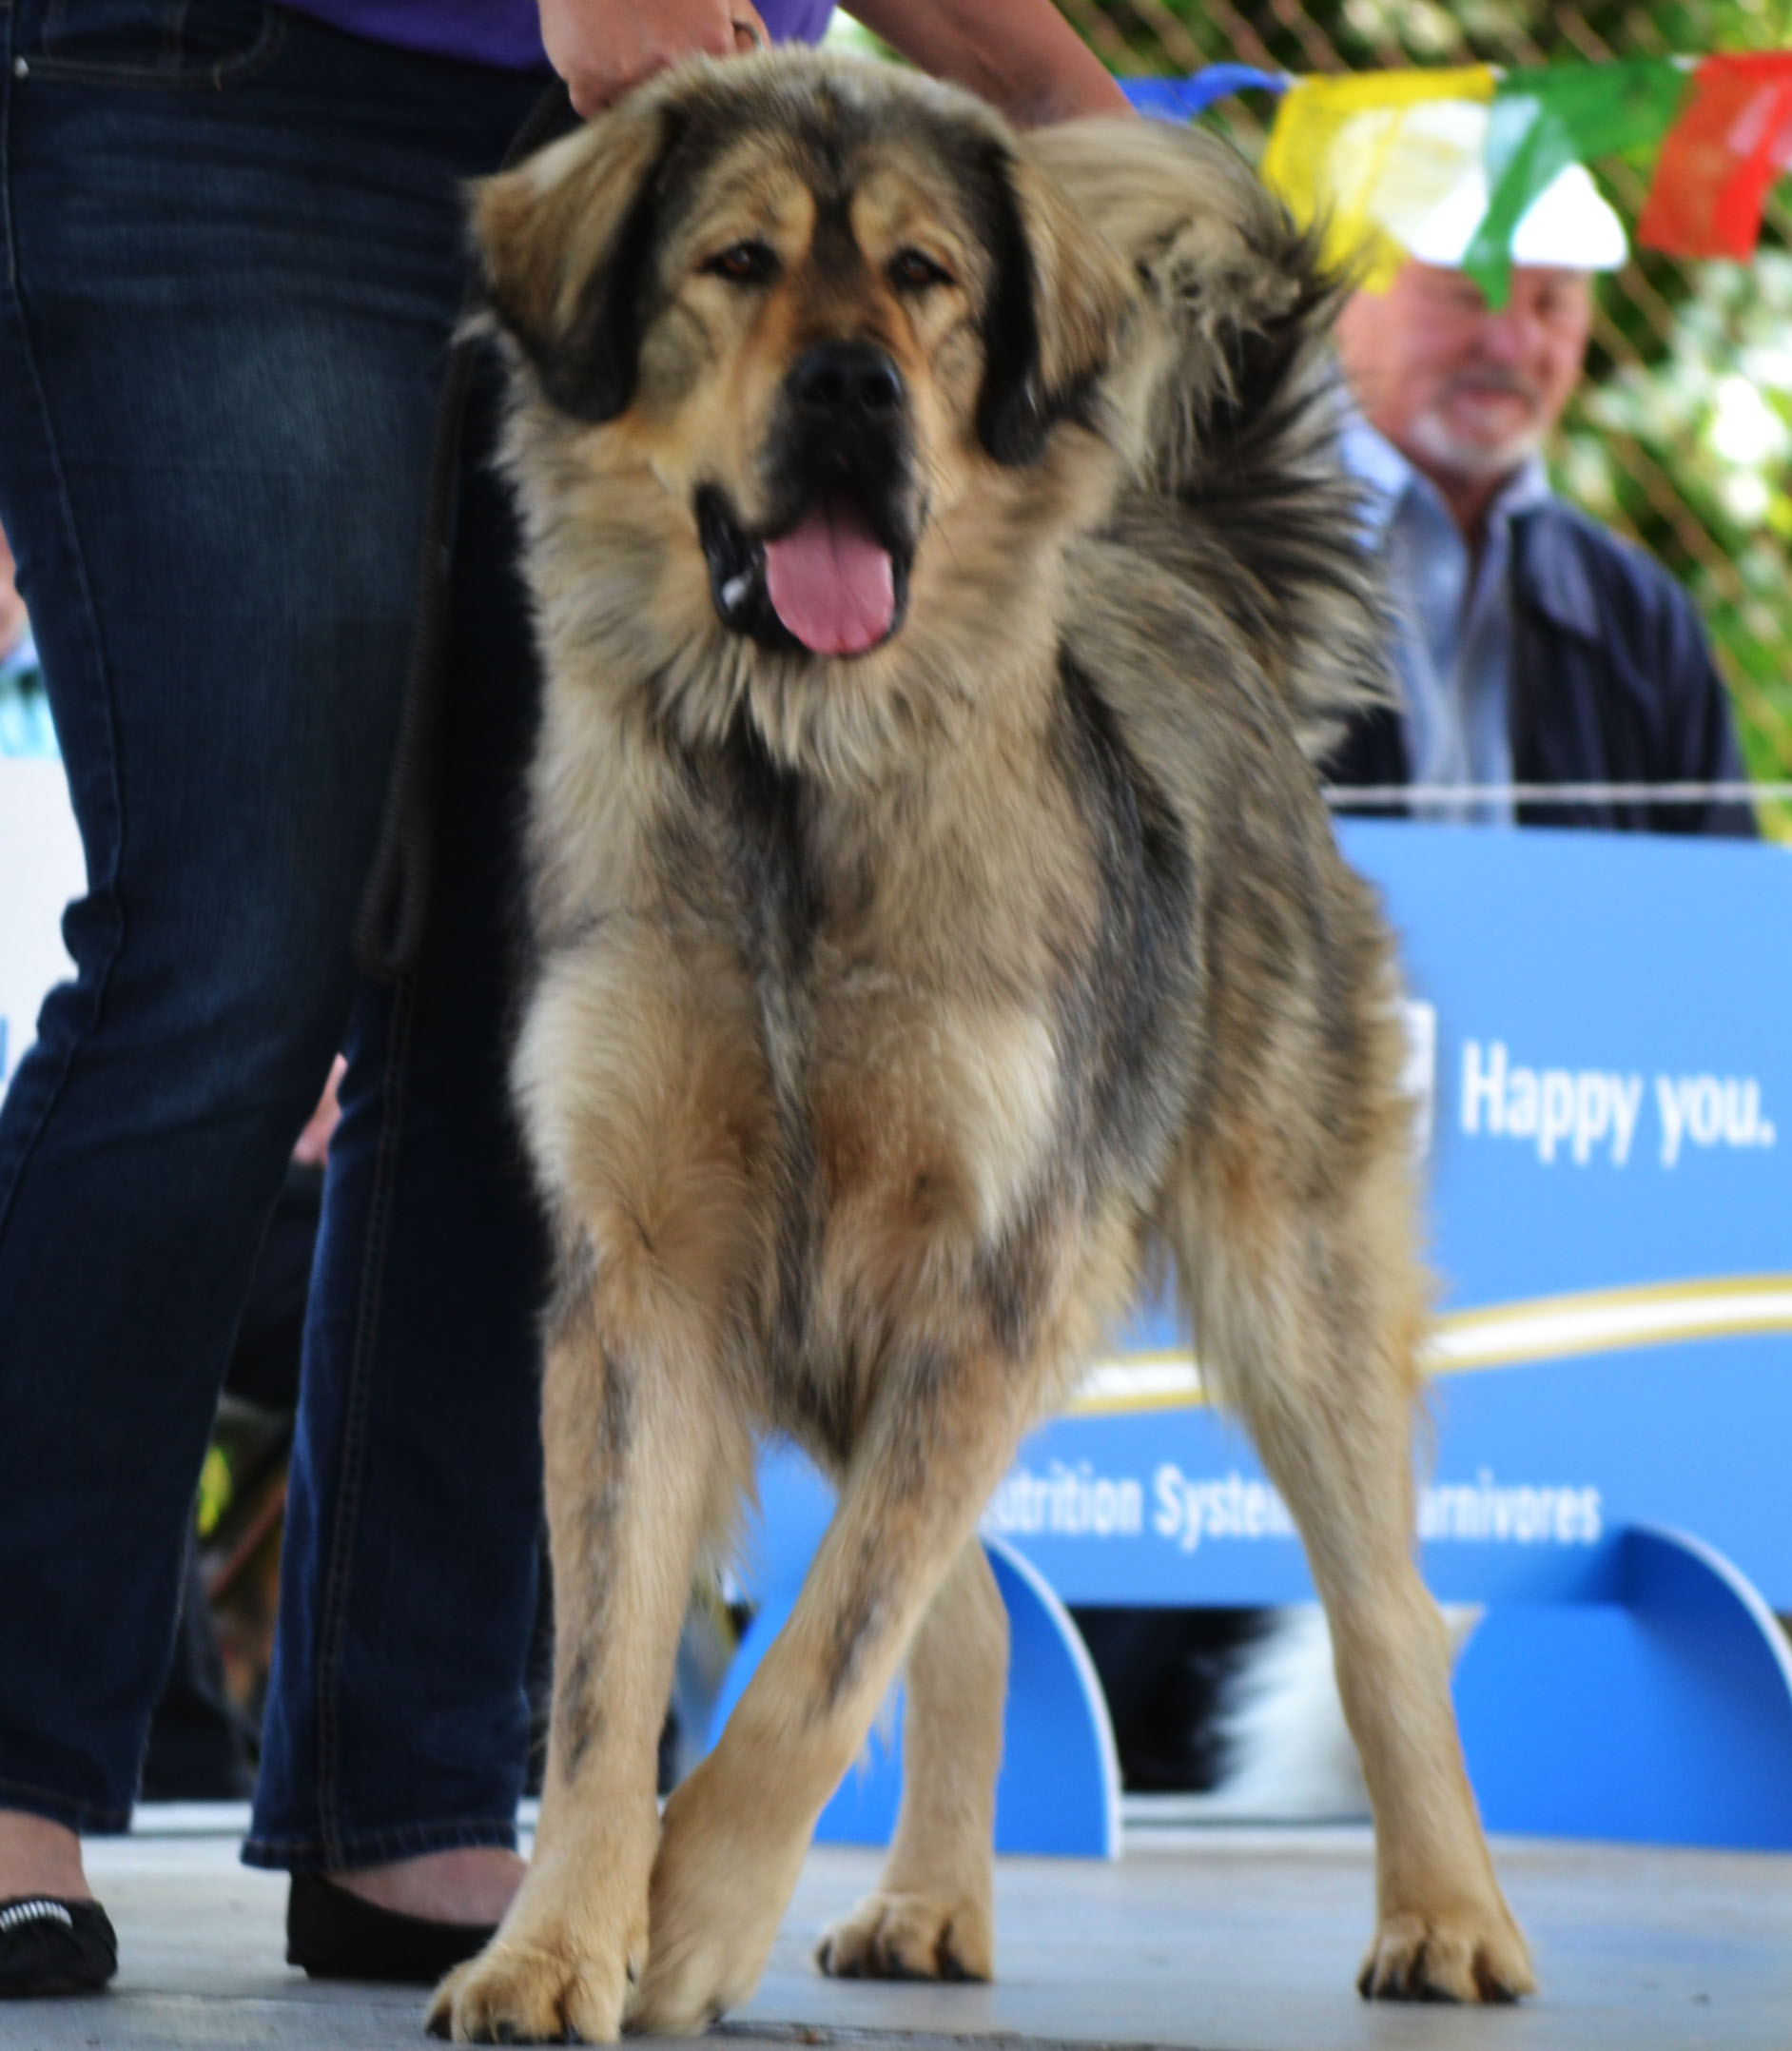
[429,49,1534,2043]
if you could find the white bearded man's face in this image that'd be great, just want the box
[1336,260,1592,498]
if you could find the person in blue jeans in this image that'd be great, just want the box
[0,0,1126,1997]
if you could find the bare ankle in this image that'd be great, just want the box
[0,1810,90,1903]
[327,1846,525,1924]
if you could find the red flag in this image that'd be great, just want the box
[1640,52,1792,260]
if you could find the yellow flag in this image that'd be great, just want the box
[1261,68,1497,289]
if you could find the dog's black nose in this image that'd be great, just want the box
[788,342,905,423]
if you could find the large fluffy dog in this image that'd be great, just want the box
[430,49,1533,2043]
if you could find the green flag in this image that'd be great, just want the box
[1464,60,1688,305]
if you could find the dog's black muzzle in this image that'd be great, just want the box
[699,341,918,653]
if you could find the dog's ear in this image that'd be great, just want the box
[471,104,682,423]
[974,144,1132,467]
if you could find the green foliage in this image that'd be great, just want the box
[1094,0,1791,71]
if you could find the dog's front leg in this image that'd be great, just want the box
[431,942,766,2043]
[627,1350,1031,2035]
[815,1537,1006,1983]
[428,1273,738,2044]
[1185,1147,1534,2005]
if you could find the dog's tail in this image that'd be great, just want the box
[1028,118,1394,764]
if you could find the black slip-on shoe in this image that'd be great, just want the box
[285,1872,497,1983]
[0,1896,118,1997]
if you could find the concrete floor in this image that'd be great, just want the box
[1,1813,1787,2051]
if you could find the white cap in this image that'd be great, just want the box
[1362,99,1627,272]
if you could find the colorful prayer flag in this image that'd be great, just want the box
[1465,61,1690,303]
[1638,52,1792,260]
[1121,67,1288,124]
[1260,68,1495,290]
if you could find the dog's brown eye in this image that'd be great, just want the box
[705,241,778,285]
[889,248,951,291]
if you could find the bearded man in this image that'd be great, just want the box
[1326,151,1755,836]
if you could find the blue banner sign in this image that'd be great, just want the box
[979,823,1792,1611]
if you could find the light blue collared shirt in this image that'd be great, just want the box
[0,627,55,758]
[1342,420,1551,826]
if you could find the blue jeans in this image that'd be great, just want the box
[0,0,554,1870]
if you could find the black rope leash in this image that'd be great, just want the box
[354,81,575,984]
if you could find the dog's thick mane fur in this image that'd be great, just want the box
[477,54,1390,797]
[1025,120,1393,765]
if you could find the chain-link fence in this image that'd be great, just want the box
[1055,0,1792,837]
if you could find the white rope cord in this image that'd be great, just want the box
[1322,780,1792,810]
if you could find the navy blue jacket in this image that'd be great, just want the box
[1326,499,1757,837]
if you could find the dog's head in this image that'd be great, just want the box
[472,50,1136,755]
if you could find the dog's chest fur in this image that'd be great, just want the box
[667,649,1198,1453]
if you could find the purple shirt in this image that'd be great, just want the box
[282,1,833,71]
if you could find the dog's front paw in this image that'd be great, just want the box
[623,1764,802,2035]
[1357,1903,1535,2003]
[816,1887,992,1983]
[426,1924,637,2044]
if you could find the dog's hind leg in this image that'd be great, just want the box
[815,1536,1006,1983]
[627,1345,1032,2035]
[1179,1136,1534,2005]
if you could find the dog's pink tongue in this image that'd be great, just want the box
[764,497,894,656]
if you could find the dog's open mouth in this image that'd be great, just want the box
[764,492,897,657]
[698,487,909,657]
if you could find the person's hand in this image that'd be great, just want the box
[293,1054,346,1169]
[539,0,769,118]
[846,0,1130,126]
